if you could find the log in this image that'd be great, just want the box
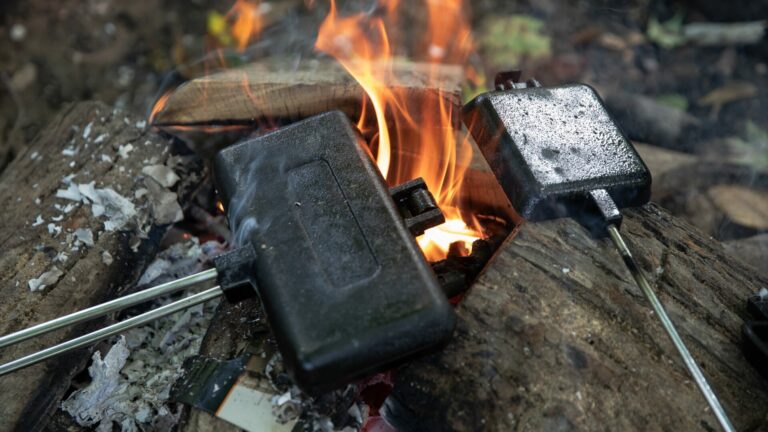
[175,203,768,431]
[151,59,464,127]
[652,161,768,240]
[385,204,768,431]
[0,101,204,431]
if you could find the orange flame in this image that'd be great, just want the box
[149,91,172,124]
[316,0,482,261]
[227,0,264,52]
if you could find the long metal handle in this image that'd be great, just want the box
[0,268,218,349]
[607,225,735,432]
[0,286,223,376]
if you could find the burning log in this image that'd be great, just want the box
[385,204,768,431]
[151,58,464,127]
[0,102,204,430]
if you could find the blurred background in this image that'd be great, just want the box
[0,0,766,268]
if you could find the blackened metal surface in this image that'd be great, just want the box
[463,84,651,221]
[213,111,454,393]
[173,355,250,414]
[213,245,258,303]
[389,177,445,236]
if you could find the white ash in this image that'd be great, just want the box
[55,203,78,214]
[75,228,95,247]
[34,197,41,205]
[142,165,180,188]
[82,122,93,140]
[48,223,62,236]
[143,180,183,225]
[61,336,131,430]
[100,154,113,163]
[134,188,149,199]
[759,287,768,299]
[58,181,137,231]
[51,214,64,222]
[62,147,77,157]
[62,238,225,431]
[118,143,135,159]
[28,266,64,292]
[56,183,82,201]
[32,215,44,226]
[135,120,147,130]
[94,133,109,144]
[29,151,40,160]
[102,251,114,266]
[55,251,69,263]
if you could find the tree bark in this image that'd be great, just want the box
[0,101,204,431]
[386,204,768,431]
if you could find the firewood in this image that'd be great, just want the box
[151,58,464,127]
[175,204,768,431]
[387,204,768,431]
[0,101,205,431]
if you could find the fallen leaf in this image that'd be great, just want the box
[698,81,758,106]
[708,185,768,230]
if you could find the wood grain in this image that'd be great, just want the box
[0,101,204,431]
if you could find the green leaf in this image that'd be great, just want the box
[647,13,686,49]
[655,93,689,111]
[479,15,551,68]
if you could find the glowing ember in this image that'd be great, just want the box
[316,0,483,260]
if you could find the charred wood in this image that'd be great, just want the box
[0,101,204,431]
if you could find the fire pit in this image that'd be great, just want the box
[0,1,767,431]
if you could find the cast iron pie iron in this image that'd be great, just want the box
[0,111,455,394]
[463,72,734,432]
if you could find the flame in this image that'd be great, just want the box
[149,91,172,124]
[227,0,264,52]
[316,0,482,261]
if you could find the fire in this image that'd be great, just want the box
[316,0,483,260]
[227,0,264,52]
[149,91,172,124]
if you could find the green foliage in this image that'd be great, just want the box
[647,13,686,49]
[479,15,551,68]
[656,93,689,111]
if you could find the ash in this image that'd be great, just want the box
[61,238,225,431]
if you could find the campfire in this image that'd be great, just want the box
[0,1,767,431]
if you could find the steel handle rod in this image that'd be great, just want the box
[607,225,735,432]
[0,268,218,349]
[0,286,223,376]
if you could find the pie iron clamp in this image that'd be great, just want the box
[462,73,734,432]
[0,111,455,395]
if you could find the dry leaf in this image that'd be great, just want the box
[708,185,768,229]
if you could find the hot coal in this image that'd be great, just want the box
[432,235,507,298]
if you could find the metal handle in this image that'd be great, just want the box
[0,286,223,376]
[607,224,735,432]
[0,268,218,349]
